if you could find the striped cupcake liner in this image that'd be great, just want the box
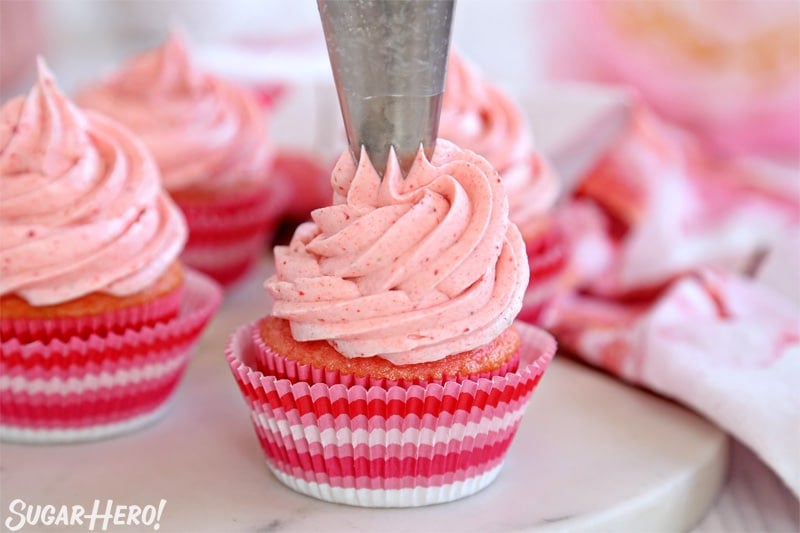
[226,320,556,507]
[0,401,173,445]
[0,270,222,444]
[1,285,184,344]
[180,236,264,287]
[519,225,572,324]
[270,152,331,222]
[526,224,569,285]
[177,182,288,286]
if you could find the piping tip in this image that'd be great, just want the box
[318,0,454,176]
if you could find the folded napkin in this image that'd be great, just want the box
[536,104,800,496]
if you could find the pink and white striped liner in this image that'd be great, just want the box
[180,236,264,287]
[1,284,184,344]
[0,270,222,444]
[226,320,556,507]
[177,181,289,286]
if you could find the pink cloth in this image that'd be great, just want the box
[535,103,800,496]
[542,0,800,159]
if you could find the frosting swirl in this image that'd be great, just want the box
[78,33,271,193]
[440,54,559,231]
[266,140,529,365]
[0,59,187,306]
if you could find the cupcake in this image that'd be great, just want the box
[226,140,556,506]
[0,59,221,443]
[78,32,285,286]
[439,53,560,240]
[440,53,578,323]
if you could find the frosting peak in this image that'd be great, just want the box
[78,32,271,193]
[440,53,560,232]
[1,59,87,178]
[266,141,529,365]
[0,59,187,305]
[102,31,206,97]
[441,54,530,173]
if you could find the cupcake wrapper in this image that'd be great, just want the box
[177,183,288,285]
[0,401,172,445]
[526,224,569,285]
[226,320,555,507]
[180,237,263,286]
[266,459,505,508]
[270,152,331,222]
[0,270,222,443]
[520,226,571,324]
[1,285,184,344]
[252,322,521,388]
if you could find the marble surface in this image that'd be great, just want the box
[1,261,731,532]
[695,441,799,532]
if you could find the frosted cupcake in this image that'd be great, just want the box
[226,140,556,506]
[78,33,284,285]
[0,60,221,443]
[440,53,573,322]
[440,53,560,239]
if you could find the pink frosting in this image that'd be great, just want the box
[78,33,271,193]
[266,140,529,365]
[440,54,560,230]
[0,59,187,306]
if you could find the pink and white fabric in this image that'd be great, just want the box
[541,0,800,159]
[534,103,800,496]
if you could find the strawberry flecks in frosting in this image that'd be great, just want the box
[266,141,529,365]
[440,53,559,232]
[78,32,272,194]
[0,59,187,306]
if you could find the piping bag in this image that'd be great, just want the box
[317,0,455,176]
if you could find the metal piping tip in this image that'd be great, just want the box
[318,0,454,176]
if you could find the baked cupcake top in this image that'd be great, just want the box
[440,54,559,231]
[266,140,529,365]
[78,32,271,194]
[0,59,187,306]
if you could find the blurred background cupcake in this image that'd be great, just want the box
[440,53,560,240]
[78,32,285,286]
[438,52,580,321]
[0,60,221,443]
